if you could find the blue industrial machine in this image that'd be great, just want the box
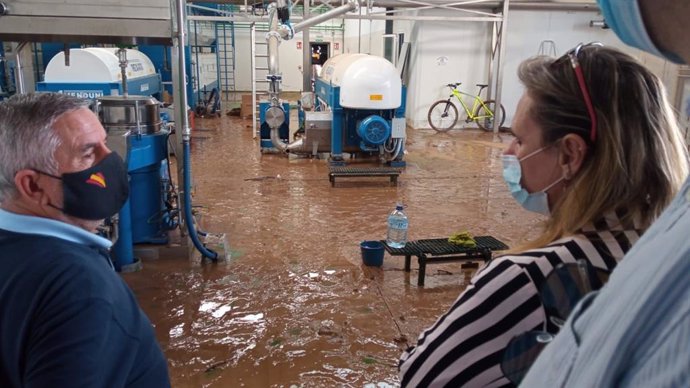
[262,53,407,167]
[98,96,174,272]
[36,48,162,99]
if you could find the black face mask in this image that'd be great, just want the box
[36,152,130,220]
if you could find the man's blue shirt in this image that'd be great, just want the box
[0,209,170,387]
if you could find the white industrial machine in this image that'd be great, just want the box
[37,48,161,98]
[265,53,406,167]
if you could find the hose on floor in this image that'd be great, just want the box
[183,139,218,261]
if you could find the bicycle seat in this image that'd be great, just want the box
[476,84,488,88]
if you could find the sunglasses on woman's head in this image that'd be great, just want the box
[552,42,603,143]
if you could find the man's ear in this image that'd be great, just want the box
[558,134,588,180]
[13,170,45,203]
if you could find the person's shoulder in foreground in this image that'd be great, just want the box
[520,0,690,386]
[0,210,170,388]
[520,178,690,387]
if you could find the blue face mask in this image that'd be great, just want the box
[502,147,564,216]
[597,0,683,64]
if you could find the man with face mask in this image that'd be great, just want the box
[0,93,170,387]
[519,0,690,386]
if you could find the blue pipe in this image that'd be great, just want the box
[183,139,218,261]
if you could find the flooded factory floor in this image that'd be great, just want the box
[122,114,544,387]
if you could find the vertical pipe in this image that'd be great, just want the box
[172,0,189,233]
[251,22,258,138]
[117,48,129,97]
[303,0,312,92]
[486,21,497,102]
[174,0,218,261]
[13,42,28,94]
[492,0,509,133]
[194,18,202,108]
[175,0,190,140]
[267,5,281,106]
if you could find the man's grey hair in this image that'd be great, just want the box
[0,93,91,202]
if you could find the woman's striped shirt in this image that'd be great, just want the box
[398,213,645,387]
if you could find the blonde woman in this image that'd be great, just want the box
[399,44,689,387]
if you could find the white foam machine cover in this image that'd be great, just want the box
[319,53,401,110]
[44,48,156,83]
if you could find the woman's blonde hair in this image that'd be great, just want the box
[518,45,689,249]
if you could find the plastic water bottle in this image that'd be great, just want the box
[386,204,408,248]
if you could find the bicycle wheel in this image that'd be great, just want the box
[475,100,506,132]
[428,100,459,132]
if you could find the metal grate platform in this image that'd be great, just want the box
[381,236,509,286]
[384,236,508,256]
[328,166,403,186]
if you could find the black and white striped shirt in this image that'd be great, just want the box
[398,213,644,387]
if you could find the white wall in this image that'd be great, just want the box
[500,9,679,126]
[404,9,492,129]
[401,9,681,129]
[222,8,680,124]
[343,10,387,56]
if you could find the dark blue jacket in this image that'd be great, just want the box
[0,228,170,388]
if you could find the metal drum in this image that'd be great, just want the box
[98,95,161,135]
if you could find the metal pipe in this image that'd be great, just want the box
[13,42,27,94]
[303,0,312,92]
[368,0,597,10]
[267,0,359,152]
[270,122,289,151]
[192,0,597,12]
[116,48,129,97]
[292,0,358,33]
[492,0,509,133]
[175,0,218,261]
[267,5,281,105]
[63,44,70,67]
[175,0,190,140]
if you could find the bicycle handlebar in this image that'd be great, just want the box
[447,82,461,88]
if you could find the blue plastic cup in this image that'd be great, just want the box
[360,240,385,267]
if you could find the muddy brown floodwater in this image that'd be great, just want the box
[122,114,544,387]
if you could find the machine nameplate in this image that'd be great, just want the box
[58,90,104,99]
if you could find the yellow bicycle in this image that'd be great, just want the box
[428,83,505,132]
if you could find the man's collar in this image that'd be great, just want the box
[0,208,112,250]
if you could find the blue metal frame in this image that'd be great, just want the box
[314,78,344,161]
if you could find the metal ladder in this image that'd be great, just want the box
[215,13,236,100]
[250,22,271,137]
[251,23,270,95]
